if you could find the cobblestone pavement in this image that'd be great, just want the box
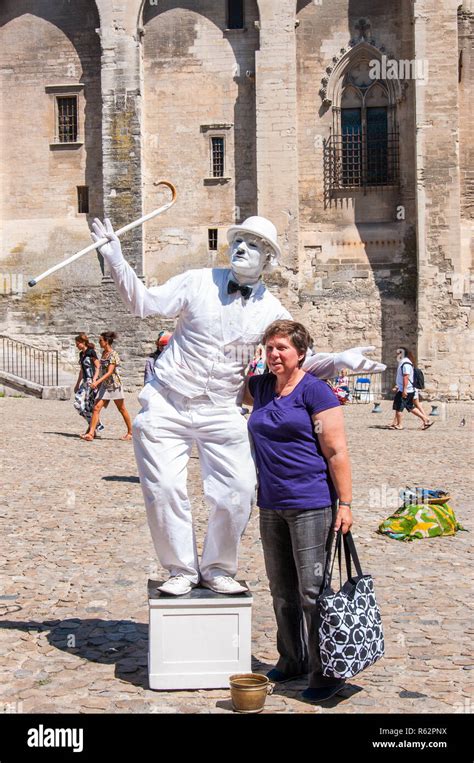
[0,394,472,715]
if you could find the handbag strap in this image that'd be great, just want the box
[342,531,364,580]
[321,529,343,592]
[321,529,364,592]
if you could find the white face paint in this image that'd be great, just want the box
[229,233,273,284]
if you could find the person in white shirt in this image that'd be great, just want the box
[388,347,433,430]
[91,215,385,595]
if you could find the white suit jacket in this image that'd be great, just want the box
[107,259,291,405]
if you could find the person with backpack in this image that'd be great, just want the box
[388,347,433,430]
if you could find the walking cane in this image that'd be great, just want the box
[28,180,177,288]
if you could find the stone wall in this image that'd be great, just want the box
[0,0,103,289]
[0,0,471,399]
[142,0,259,282]
[413,0,473,400]
[292,0,418,369]
[458,5,474,223]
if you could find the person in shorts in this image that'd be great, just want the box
[388,347,433,430]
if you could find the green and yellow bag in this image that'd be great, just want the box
[378,500,467,542]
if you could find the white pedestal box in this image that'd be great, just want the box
[148,580,253,690]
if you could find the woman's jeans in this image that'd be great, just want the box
[259,505,344,689]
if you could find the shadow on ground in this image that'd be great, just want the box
[102,476,140,483]
[0,618,362,705]
[0,618,150,687]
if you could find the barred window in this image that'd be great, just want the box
[208,228,218,251]
[227,0,244,29]
[211,137,225,177]
[324,60,399,192]
[57,96,78,143]
[77,186,89,214]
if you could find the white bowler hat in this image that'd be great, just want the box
[227,216,281,262]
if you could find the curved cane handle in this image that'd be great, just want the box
[157,180,177,203]
[28,180,178,287]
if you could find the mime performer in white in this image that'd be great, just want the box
[91,215,384,596]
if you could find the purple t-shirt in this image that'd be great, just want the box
[248,372,340,510]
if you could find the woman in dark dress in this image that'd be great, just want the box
[73,333,104,436]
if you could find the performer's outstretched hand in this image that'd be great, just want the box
[303,346,386,379]
[334,346,386,374]
[91,218,124,266]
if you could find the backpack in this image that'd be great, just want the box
[405,360,425,390]
[413,367,425,390]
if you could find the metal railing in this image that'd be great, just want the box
[334,366,398,403]
[0,335,59,386]
[324,130,399,192]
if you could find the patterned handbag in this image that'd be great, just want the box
[317,530,384,679]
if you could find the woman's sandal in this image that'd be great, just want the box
[80,433,94,441]
[388,425,404,430]
[120,433,133,441]
[422,421,434,430]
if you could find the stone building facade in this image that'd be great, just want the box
[0,0,472,398]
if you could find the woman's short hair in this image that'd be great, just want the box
[100,331,117,345]
[262,320,313,367]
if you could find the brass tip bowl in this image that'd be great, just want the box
[229,673,273,714]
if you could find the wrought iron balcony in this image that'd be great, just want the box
[324,129,400,192]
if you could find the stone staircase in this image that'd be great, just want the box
[0,335,75,399]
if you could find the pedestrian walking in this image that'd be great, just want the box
[388,347,433,430]
[81,331,133,441]
[413,388,429,419]
[73,333,104,436]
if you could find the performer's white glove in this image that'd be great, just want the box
[303,346,386,379]
[91,218,124,267]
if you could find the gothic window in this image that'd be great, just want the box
[325,57,399,191]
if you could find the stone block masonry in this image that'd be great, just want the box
[0,0,471,398]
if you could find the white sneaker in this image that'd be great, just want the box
[201,576,248,594]
[158,575,195,596]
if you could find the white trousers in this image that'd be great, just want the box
[132,380,257,584]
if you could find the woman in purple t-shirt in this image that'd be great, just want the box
[243,319,353,704]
